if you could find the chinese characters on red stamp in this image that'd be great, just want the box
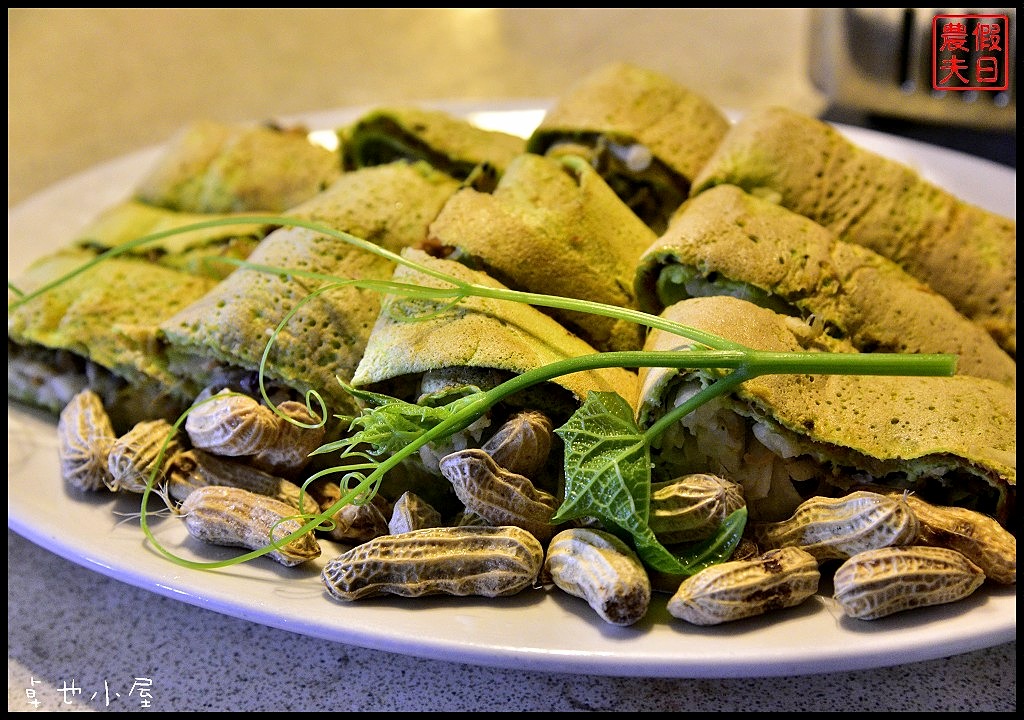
[932,14,1010,91]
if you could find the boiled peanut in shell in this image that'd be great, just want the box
[887,492,1015,585]
[667,546,820,625]
[753,490,918,560]
[179,485,321,567]
[832,545,986,620]
[322,525,544,601]
[543,527,651,626]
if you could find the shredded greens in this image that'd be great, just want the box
[8,215,958,575]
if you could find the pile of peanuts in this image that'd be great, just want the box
[57,386,1016,628]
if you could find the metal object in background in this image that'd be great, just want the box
[809,8,1015,131]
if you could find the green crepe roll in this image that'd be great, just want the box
[158,162,462,418]
[690,106,1016,358]
[351,247,640,418]
[349,247,641,512]
[134,119,342,214]
[8,248,217,432]
[526,61,730,234]
[634,185,1016,387]
[341,106,526,179]
[71,200,273,280]
[635,295,1015,527]
[425,153,658,353]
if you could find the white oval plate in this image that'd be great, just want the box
[7,102,1016,679]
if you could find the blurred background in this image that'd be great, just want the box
[9,8,1013,210]
[7,8,824,207]
[811,7,1015,165]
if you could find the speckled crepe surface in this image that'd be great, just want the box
[342,106,526,176]
[637,296,1015,490]
[528,61,730,184]
[159,162,461,413]
[691,106,1016,357]
[71,200,271,280]
[427,153,657,352]
[8,248,216,392]
[635,184,1015,387]
[134,119,342,214]
[352,248,639,409]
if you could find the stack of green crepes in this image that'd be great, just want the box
[8,120,342,430]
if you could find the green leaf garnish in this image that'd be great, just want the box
[555,391,746,575]
[326,381,486,458]
[633,507,747,575]
[553,391,650,527]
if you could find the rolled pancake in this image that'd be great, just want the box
[690,106,1016,357]
[636,295,1015,526]
[351,248,639,417]
[8,247,217,432]
[158,162,461,417]
[134,119,342,214]
[341,106,526,179]
[72,200,272,280]
[526,61,730,233]
[634,185,1015,387]
[425,153,657,353]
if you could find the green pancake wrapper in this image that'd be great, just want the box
[341,106,526,179]
[527,61,730,233]
[351,248,639,415]
[158,162,461,417]
[636,295,1015,525]
[8,248,217,431]
[690,106,1016,358]
[134,119,342,214]
[426,153,657,353]
[634,184,1015,387]
[71,200,272,280]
